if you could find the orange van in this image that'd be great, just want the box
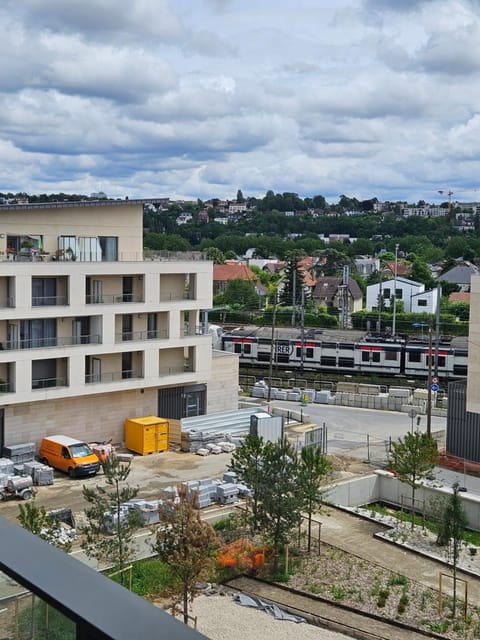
[39,435,100,478]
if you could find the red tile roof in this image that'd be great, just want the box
[448,292,470,303]
[213,263,256,282]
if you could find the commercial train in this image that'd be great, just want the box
[218,325,469,380]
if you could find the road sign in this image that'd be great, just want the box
[432,376,439,385]
[431,383,439,392]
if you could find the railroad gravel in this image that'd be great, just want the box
[182,593,352,640]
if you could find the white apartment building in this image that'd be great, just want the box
[0,200,237,450]
[468,275,480,414]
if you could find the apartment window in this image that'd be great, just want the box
[122,352,132,379]
[122,315,133,341]
[99,237,118,261]
[21,319,56,349]
[32,278,56,306]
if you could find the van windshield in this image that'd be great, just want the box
[69,443,94,458]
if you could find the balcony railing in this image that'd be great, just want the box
[115,330,168,343]
[182,325,207,337]
[3,334,101,351]
[0,297,15,308]
[32,377,67,390]
[32,295,68,307]
[85,369,143,384]
[0,381,14,393]
[86,294,144,304]
[159,291,195,302]
[159,364,194,376]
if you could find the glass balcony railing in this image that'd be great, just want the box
[114,330,168,343]
[85,369,143,384]
[32,376,67,390]
[182,325,207,337]
[159,363,194,376]
[32,295,68,306]
[3,335,101,350]
[86,294,143,304]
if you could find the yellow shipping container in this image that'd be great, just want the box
[124,416,169,455]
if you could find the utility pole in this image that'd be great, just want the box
[392,244,399,336]
[267,290,278,404]
[427,327,432,438]
[434,282,442,379]
[300,287,305,373]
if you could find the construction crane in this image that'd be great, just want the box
[438,188,479,220]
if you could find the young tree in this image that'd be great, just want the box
[222,278,259,309]
[151,484,217,625]
[229,434,267,533]
[82,457,141,586]
[299,447,332,552]
[18,500,73,551]
[389,432,438,530]
[257,438,303,573]
[437,482,467,618]
[279,251,306,307]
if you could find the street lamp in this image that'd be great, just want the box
[392,243,399,337]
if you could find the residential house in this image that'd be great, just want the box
[0,199,238,449]
[366,277,438,313]
[354,256,380,277]
[312,277,363,314]
[212,263,256,295]
[439,262,480,292]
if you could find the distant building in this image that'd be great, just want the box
[366,277,438,314]
[313,277,363,314]
[440,262,480,292]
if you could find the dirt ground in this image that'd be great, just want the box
[0,449,374,526]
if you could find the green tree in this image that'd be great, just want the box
[299,447,332,552]
[279,251,307,307]
[437,482,467,618]
[236,189,245,203]
[223,278,259,309]
[205,247,225,264]
[389,432,438,530]
[229,434,267,533]
[409,258,435,289]
[257,438,303,574]
[82,457,141,586]
[151,484,217,624]
[18,500,72,551]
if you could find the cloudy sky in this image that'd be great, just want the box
[2,0,480,204]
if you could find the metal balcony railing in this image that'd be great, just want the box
[85,369,143,384]
[115,330,169,343]
[0,381,13,393]
[86,294,144,304]
[32,295,68,306]
[0,297,15,308]
[32,377,67,390]
[3,334,101,351]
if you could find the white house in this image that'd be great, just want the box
[366,277,438,313]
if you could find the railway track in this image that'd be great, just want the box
[223,575,446,640]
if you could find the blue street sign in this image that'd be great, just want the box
[431,383,439,392]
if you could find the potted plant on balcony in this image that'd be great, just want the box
[20,239,33,252]
[65,246,76,261]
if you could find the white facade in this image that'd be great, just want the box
[366,277,426,312]
[0,200,226,448]
[410,288,439,314]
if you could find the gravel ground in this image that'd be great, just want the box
[180,594,352,640]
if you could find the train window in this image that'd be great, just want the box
[408,351,421,362]
[340,343,354,349]
[234,344,241,354]
[258,339,270,345]
[361,352,370,362]
[385,351,397,361]
[372,352,380,363]
[306,347,313,358]
[321,341,336,348]
[427,355,445,367]
[296,347,314,358]
[257,353,270,362]
[244,344,251,354]
[338,357,354,367]
[321,356,336,366]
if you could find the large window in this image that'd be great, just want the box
[21,319,56,348]
[32,278,57,306]
[99,237,118,261]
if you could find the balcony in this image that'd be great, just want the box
[160,291,193,302]
[4,334,100,351]
[159,364,194,376]
[115,329,169,343]
[86,293,144,305]
[182,325,206,338]
[85,369,143,384]
[32,295,68,307]
[32,376,67,390]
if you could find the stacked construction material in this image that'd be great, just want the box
[123,499,162,525]
[0,458,14,477]
[216,483,239,505]
[181,430,228,453]
[182,479,220,509]
[23,460,54,486]
[3,443,35,464]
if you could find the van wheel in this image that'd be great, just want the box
[41,458,49,467]
[68,467,75,478]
